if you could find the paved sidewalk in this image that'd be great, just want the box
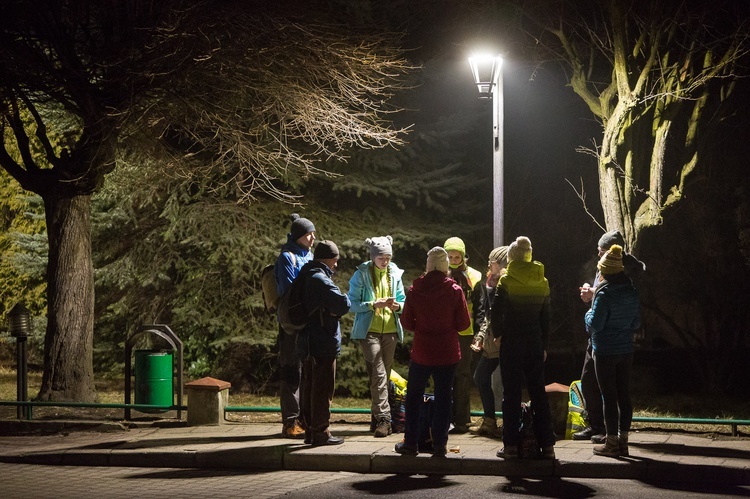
[0,420,748,484]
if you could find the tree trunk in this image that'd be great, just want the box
[37,193,96,402]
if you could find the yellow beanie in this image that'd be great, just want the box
[443,237,466,257]
[598,244,625,275]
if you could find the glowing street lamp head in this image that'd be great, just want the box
[468,54,503,97]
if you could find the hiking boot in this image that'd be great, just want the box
[619,433,629,456]
[573,426,605,441]
[475,418,502,438]
[394,440,418,456]
[311,434,344,446]
[374,419,392,438]
[281,420,306,439]
[593,435,620,457]
[496,445,518,459]
[541,446,556,460]
[591,433,606,444]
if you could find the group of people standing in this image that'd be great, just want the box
[272,214,643,460]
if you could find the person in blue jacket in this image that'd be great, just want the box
[585,244,641,457]
[273,214,316,439]
[297,240,351,446]
[348,236,406,438]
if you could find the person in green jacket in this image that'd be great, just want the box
[348,236,406,438]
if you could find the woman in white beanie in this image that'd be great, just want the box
[395,247,470,457]
[348,236,406,438]
[492,236,556,460]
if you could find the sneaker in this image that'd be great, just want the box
[496,445,518,459]
[541,446,556,460]
[281,421,306,439]
[449,423,469,434]
[374,419,392,438]
[593,436,620,457]
[394,441,418,456]
[432,446,447,457]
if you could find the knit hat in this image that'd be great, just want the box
[290,213,316,241]
[598,244,625,275]
[443,237,466,257]
[426,246,449,274]
[314,240,339,260]
[366,235,393,259]
[488,246,509,266]
[507,236,532,263]
[598,230,625,250]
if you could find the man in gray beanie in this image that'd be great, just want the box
[574,229,645,443]
[274,213,317,438]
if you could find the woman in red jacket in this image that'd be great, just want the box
[395,247,471,457]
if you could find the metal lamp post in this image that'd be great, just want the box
[9,302,31,419]
[469,54,504,247]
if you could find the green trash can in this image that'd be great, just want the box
[134,350,173,413]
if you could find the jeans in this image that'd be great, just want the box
[300,356,336,438]
[359,333,397,422]
[403,361,456,451]
[580,338,605,432]
[451,334,474,427]
[593,351,633,437]
[473,355,500,419]
[499,336,556,448]
[278,327,302,424]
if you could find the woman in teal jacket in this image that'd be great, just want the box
[348,236,406,438]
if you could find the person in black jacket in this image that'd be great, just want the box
[296,240,351,446]
[492,236,556,460]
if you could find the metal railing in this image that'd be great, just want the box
[1,400,748,437]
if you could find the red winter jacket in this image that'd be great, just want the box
[400,271,471,366]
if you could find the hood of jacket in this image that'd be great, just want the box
[501,260,550,296]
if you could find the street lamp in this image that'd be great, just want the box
[9,302,31,419]
[468,54,504,247]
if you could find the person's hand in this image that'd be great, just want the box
[373,298,390,309]
[579,283,594,303]
[386,297,400,311]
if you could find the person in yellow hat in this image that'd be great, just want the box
[443,236,486,434]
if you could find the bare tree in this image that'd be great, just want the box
[0,0,411,401]
[523,0,750,251]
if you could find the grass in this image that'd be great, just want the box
[1,365,748,436]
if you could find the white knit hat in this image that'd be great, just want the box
[508,236,533,263]
[426,247,449,274]
[366,235,393,259]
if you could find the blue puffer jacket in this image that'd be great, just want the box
[347,261,406,342]
[296,261,351,359]
[585,272,641,355]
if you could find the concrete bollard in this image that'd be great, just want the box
[185,377,231,426]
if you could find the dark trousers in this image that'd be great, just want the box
[473,356,500,419]
[580,339,605,432]
[500,337,556,448]
[593,351,633,436]
[278,328,302,424]
[404,361,456,451]
[451,334,474,426]
[300,356,336,438]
